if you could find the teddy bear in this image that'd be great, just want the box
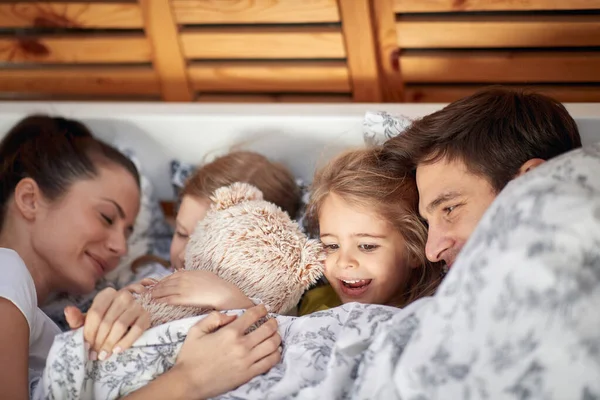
[137,182,325,327]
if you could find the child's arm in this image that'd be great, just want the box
[150,270,254,310]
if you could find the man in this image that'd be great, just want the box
[383,87,581,269]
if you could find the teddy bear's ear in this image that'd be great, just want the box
[297,239,326,287]
[210,182,264,211]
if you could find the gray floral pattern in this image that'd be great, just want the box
[362,111,412,146]
[40,143,600,399]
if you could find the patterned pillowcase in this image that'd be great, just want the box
[393,143,600,398]
[362,111,413,146]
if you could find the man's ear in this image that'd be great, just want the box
[515,158,545,178]
[13,178,42,221]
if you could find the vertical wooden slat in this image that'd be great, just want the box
[372,0,404,102]
[139,0,193,102]
[337,0,382,102]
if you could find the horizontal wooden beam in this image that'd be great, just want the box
[181,27,346,59]
[172,0,340,24]
[397,15,600,48]
[0,67,160,95]
[0,2,144,28]
[0,36,151,63]
[404,84,600,102]
[196,93,353,102]
[188,61,351,93]
[393,0,600,13]
[400,51,600,83]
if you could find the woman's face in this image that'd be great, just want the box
[31,165,140,295]
[170,195,211,270]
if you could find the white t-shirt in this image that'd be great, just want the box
[0,248,61,396]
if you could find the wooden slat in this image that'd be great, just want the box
[0,36,151,63]
[397,15,600,48]
[404,84,600,103]
[0,2,144,28]
[196,93,353,102]
[372,0,404,102]
[181,27,346,59]
[0,67,160,95]
[172,0,340,24]
[393,0,600,13]
[140,0,194,102]
[337,0,382,102]
[400,51,600,83]
[188,62,351,93]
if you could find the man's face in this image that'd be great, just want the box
[416,157,497,269]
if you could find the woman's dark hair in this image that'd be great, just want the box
[0,114,140,230]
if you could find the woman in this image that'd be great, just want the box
[0,115,280,400]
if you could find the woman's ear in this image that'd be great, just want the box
[13,178,42,221]
[515,158,545,178]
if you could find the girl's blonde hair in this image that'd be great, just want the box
[308,147,443,307]
[182,151,301,219]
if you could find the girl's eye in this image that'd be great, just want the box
[176,231,189,239]
[359,244,379,252]
[323,243,339,252]
[101,214,114,225]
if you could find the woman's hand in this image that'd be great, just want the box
[125,277,158,295]
[175,304,281,399]
[64,287,151,360]
[151,270,254,310]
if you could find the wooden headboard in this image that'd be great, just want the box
[0,0,599,103]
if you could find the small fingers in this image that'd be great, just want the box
[230,304,268,334]
[64,306,85,330]
[244,318,278,349]
[83,288,117,348]
[110,312,151,356]
[97,305,144,360]
[249,331,281,364]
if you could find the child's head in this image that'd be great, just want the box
[170,151,300,270]
[308,148,442,307]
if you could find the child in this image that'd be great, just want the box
[299,148,444,315]
[130,151,303,313]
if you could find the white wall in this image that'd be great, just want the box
[1,102,599,200]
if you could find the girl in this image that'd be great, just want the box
[130,151,302,313]
[299,148,444,315]
[0,116,280,400]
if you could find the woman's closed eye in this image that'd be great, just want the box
[175,231,189,239]
[101,213,114,225]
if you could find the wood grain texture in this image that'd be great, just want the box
[400,51,600,83]
[181,27,346,59]
[337,0,382,102]
[397,15,600,48]
[0,2,144,28]
[172,0,340,24]
[140,0,194,101]
[372,0,404,102]
[393,0,600,13]
[404,84,600,102]
[0,36,151,63]
[0,67,160,95]
[196,93,353,102]
[188,61,351,93]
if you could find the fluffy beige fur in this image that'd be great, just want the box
[137,182,325,327]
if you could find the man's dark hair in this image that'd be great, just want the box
[382,87,582,192]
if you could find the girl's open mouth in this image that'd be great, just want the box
[339,279,372,297]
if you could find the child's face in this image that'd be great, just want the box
[318,193,410,306]
[170,195,211,270]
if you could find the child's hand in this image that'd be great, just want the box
[151,271,254,310]
[125,278,158,295]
